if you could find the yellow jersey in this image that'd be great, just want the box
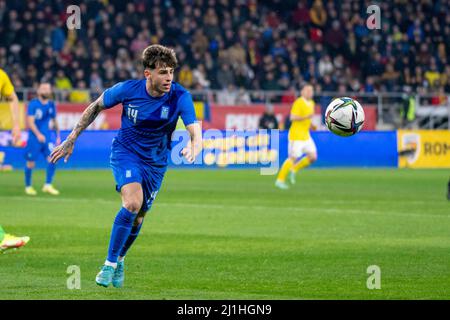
[0,69,14,99]
[288,96,315,141]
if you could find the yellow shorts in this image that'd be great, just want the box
[288,139,317,159]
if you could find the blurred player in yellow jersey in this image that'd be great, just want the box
[275,84,317,189]
[0,68,30,252]
[0,68,21,144]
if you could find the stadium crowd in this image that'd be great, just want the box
[0,0,449,103]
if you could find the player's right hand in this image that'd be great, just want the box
[11,125,21,146]
[50,139,75,164]
[181,147,194,163]
[37,133,46,143]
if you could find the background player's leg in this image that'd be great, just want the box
[276,157,294,183]
[292,152,316,173]
[45,160,56,186]
[42,145,59,194]
[42,157,59,195]
[25,161,37,195]
[292,141,318,175]
[25,161,34,187]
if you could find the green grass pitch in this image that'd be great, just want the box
[0,168,449,299]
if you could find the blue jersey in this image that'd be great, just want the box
[27,98,57,140]
[103,79,196,165]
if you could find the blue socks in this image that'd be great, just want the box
[106,207,137,263]
[25,162,56,188]
[119,221,143,258]
[46,162,56,184]
[25,167,32,187]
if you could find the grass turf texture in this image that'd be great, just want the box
[0,168,449,299]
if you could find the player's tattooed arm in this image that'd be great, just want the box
[50,94,105,163]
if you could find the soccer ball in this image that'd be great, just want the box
[325,97,365,137]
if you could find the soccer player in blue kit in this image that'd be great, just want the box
[25,82,61,196]
[50,45,202,288]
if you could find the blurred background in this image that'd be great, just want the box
[1,0,450,300]
[0,0,449,169]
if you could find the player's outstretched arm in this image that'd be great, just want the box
[5,91,21,145]
[181,122,202,163]
[50,94,105,163]
[27,115,45,143]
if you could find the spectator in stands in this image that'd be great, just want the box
[236,87,252,105]
[217,84,238,105]
[51,19,65,52]
[430,86,448,106]
[310,0,327,28]
[178,64,194,89]
[281,86,297,104]
[192,64,211,89]
[441,65,450,92]
[400,86,416,128]
[381,63,401,91]
[318,55,334,77]
[0,0,447,99]
[424,61,441,89]
[69,80,91,103]
[262,72,281,91]
[216,63,235,89]
[259,104,279,130]
[292,1,311,26]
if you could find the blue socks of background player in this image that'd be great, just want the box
[25,167,32,187]
[46,162,56,185]
[119,221,143,258]
[106,207,137,266]
[25,163,56,187]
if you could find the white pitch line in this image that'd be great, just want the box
[1,195,437,206]
[1,196,449,219]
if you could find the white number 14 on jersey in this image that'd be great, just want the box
[127,108,138,124]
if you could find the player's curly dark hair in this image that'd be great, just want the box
[142,44,178,70]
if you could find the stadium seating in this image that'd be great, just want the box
[0,0,448,97]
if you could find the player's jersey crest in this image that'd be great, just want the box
[160,106,169,119]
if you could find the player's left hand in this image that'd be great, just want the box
[11,125,21,146]
[181,147,194,163]
[50,139,75,164]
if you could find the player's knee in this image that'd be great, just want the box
[308,154,317,163]
[26,162,35,169]
[122,199,142,214]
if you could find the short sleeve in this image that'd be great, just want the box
[290,99,304,117]
[27,101,36,116]
[0,70,14,97]
[103,82,127,109]
[305,101,314,116]
[177,92,197,126]
[50,102,57,119]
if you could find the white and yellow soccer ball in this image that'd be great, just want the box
[325,97,365,137]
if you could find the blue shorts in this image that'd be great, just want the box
[25,139,55,161]
[110,141,167,213]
